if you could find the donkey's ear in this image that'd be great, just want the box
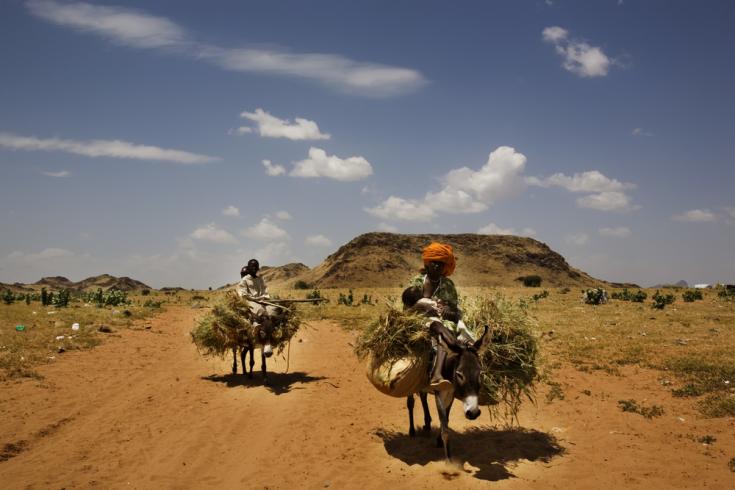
[473,325,489,351]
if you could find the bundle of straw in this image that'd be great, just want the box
[190,290,302,357]
[354,308,432,364]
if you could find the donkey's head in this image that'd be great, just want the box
[256,316,275,358]
[445,326,488,420]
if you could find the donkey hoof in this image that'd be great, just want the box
[409,428,416,438]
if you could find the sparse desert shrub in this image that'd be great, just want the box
[2,289,14,305]
[84,288,129,307]
[611,288,647,302]
[728,457,735,472]
[682,289,703,302]
[617,399,664,419]
[338,289,354,306]
[361,293,373,305]
[143,299,163,308]
[306,289,323,301]
[583,288,608,305]
[531,290,549,302]
[51,289,71,308]
[517,275,542,287]
[559,287,571,294]
[652,290,675,309]
[141,288,151,296]
[41,287,49,306]
[293,280,312,290]
[717,285,735,300]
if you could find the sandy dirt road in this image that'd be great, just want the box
[1,306,733,489]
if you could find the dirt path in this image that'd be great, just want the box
[1,306,733,488]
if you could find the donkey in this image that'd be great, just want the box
[407,325,488,461]
[231,313,276,385]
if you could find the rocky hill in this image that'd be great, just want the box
[259,263,310,285]
[266,232,607,289]
[16,274,151,292]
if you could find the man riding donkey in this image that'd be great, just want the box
[236,258,279,359]
[402,242,476,392]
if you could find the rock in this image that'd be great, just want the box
[98,325,113,333]
[57,347,65,353]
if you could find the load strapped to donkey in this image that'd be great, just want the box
[355,295,539,420]
[190,290,307,382]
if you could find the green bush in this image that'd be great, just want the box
[583,288,608,305]
[531,290,549,302]
[2,289,14,305]
[517,275,542,287]
[141,288,151,296]
[682,289,703,302]
[306,289,323,300]
[52,289,71,308]
[652,290,676,309]
[611,288,647,303]
[293,280,312,290]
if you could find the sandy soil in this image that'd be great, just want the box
[1,306,733,489]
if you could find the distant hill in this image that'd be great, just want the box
[12,274,151,292]
[652,280,689,289]
[264,232,610,289]
[260,263,310,285]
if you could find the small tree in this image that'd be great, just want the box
[517,275,542,287]
[652,290,676,309]
[2,289,14,305]
[682,289,703,302]
[293,280,312,290]
[41,287,49,306]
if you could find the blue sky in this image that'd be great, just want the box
[1,0,733,288]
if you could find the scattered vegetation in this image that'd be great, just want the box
[531,290,549,302]
[664,355,735,417]
[293,280,312,290]
[611,288,647,303]
[338,289,355,306]
[582,288,608,305]
[517,275,542,287]
[617,399,665,419]
[682,289,703,302]
[652,290,676,310]
[545,381,565,403]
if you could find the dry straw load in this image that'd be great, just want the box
[355,294,539,421]
[191,291,302,357]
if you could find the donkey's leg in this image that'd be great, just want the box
[435,390,454,460]
[419,391,432,433]
[232,347,238,374]
[248,345,255,379]
[261,349,269,386]
[407,394,416,437]
[240,347,246,375]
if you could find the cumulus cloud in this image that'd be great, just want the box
[305,235,332,247]
[262,159,286,176]
[42,170,70,177]
[238,109,330,141]
[599,226,631,238]
[365,146,527,221]
[253,241,292,265]
[542,26,613,77]
[290,147,373,181]
[565,232,589,246]
[275,210,292,220]
[529,170,638,212]
[242,218,289,240]
[222,205,240,217]
[365,196,436,222]
[478,223,536,236]
[632,127,653,137]
[672,209,717,222]
[0,132,217,164]
[190,223,238,244]
[28,1,425,96]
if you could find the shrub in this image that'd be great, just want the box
[41,287,49,306]
[652,290,675,309]
[338,289,354,306]
[293,280,312,290]
[517,275,542,287]
[52,289,71,307]
[611,288,647,303]
[531,290,549,302]
[143,299,163,308]
[583,288,608,305]
[141,289,151,296]
[306,289,323,301]
[361,293,373,305]
[2,289,14,305]
[682,289,703,302]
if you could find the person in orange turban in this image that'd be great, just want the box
[421,242,456,277]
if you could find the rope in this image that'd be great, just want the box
[285,340,291,373]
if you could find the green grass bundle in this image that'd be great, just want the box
[354,307,432,364]
[191,291,302,357]
[462,296,539,420]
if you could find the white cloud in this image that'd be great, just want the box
[42,170,70,177]
[365,146,527,221]
[305,234,332,247]
[253,241,292,265]
[542,26,613,77]
[576,191,638,212]
[190,223,238,244]
[0,132,217,164]
[262,159,286,176]
[529,170,638,212]
[565,232,589,246]
[599,226,631,238]
[275,210,292,220]
[528,170,635,193]
[228,126,252,135]
[222,205,240,217]
[478,223,536,236]
[632,127,653,137]
[27,0,186,48]
[28,1,425,96]
[290,147,373,181]
[365,196,435,222]
[238,108,330,141]
[376,222,399,233]
[672,209,717,223]
[242,218,289,240]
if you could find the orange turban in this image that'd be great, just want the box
[422,242,456,277]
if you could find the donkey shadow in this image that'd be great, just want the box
[376,425,564,482]
[202,371,325,395]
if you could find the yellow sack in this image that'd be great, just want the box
[366,354,429,398]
